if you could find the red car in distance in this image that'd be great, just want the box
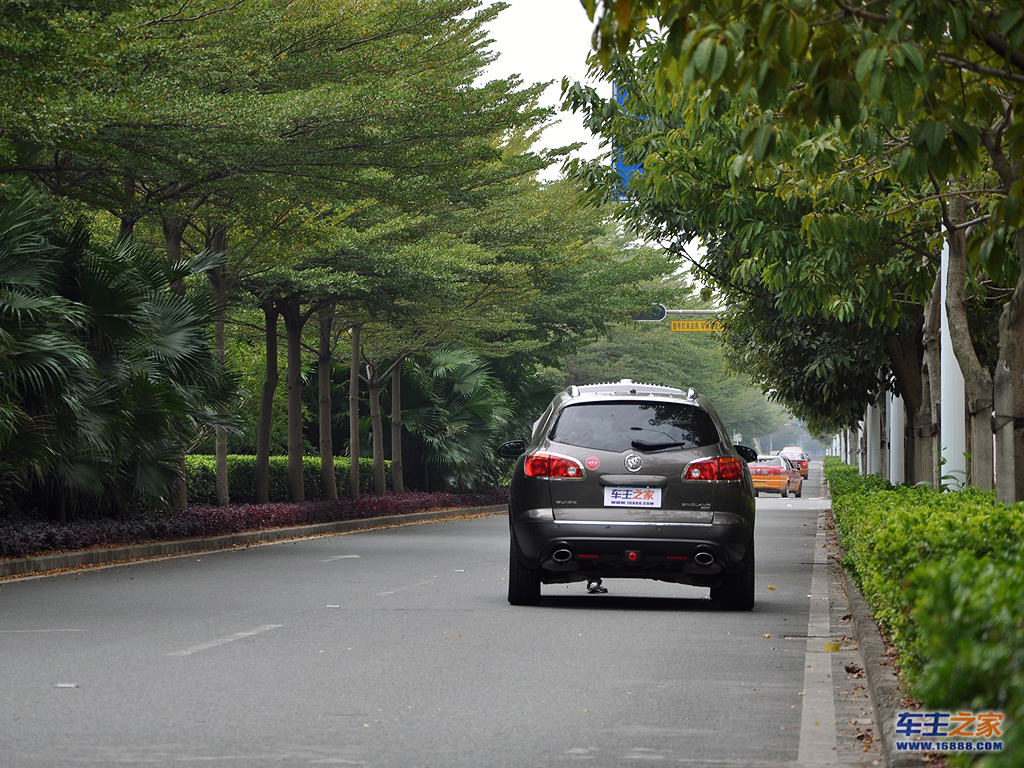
[779,447,810,478]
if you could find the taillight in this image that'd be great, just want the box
[684,456,743,481]
[524,452,586,479]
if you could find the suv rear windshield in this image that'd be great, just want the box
[550,401,720,453]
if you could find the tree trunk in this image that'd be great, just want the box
[982,128,1024,501]
[207,226,231,507]
[349,324,361,501]
[994,362,1016,503]
[944,197,994,489]
[118,173,137,242]
[367,363,387,496]
[170,457,188,512]
[912,393,934,487]
[212,282,229,506]
[318,309,338,501]
[53,483,66,524]
[391,360,405,493]
[282,296,306,502]
[255,300,280,504]
[920,271,943,487]
[162,213,188,296]
[163,213,189,510]
[995,225,1024,503]
[885,312,924,484]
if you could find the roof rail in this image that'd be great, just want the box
[573,380,694,398]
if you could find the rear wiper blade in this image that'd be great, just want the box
[630,439,689,451]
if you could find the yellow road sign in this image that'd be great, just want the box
[671,320,722,332]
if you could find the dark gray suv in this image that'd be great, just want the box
[497,380,757,609]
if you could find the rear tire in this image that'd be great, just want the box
[713,543,755,611]
[795,481,802,498]
[781,483,789,498]
[508,533,541,606]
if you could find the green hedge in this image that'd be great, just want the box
[825,459,1023,766]
[185,456,391,505]
[822,456,893,499]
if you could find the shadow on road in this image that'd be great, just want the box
[528,594,718,612]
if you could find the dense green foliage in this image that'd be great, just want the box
[0,0,684,514]
[826,459,1024,765]
[185,456,389,505]
[822,459,894,499]
[571,0,1024,453]
[565,36,936,433]
[911,553,1024,765]
[0,190,232,518]
[582,0,1024,266]
[554,319,786,443]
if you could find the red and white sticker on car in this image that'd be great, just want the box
[603,486,662,507]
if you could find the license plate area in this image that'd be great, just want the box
[603,486,662,508]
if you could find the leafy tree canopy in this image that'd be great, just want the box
[563,37,934,428]
[581,0,1024,272]
[554,317,788,442]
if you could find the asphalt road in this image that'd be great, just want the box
[0,463,877,767]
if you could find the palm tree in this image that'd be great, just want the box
[399,349,513,492]
[0,190,234,520]
[0,191,95,514]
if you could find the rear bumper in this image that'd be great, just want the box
[511,513,753,584]
[752,477,787,492]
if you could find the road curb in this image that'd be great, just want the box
[839,567,927,768]
[822,471,926,768]
[0,505,506,580]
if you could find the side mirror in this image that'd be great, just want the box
[735,445,758,463]
[497,440,527,459]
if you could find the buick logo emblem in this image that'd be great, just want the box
[624,454,644,472]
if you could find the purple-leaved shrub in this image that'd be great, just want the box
[0,490,506,560]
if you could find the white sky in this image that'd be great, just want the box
[480,0,609,174]
[480,3,710,291]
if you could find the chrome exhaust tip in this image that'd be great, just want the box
[693,550,715,567]
[552,548,573,563]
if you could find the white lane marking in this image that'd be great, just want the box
[319,555,361,562]
[374,579,435,596]
[797,510,840,765]
[165,624,282,657]
[0,629,88,633]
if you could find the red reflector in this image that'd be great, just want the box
[577,554,599,559]
[666,555,688,561]
[626,551,639,562]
